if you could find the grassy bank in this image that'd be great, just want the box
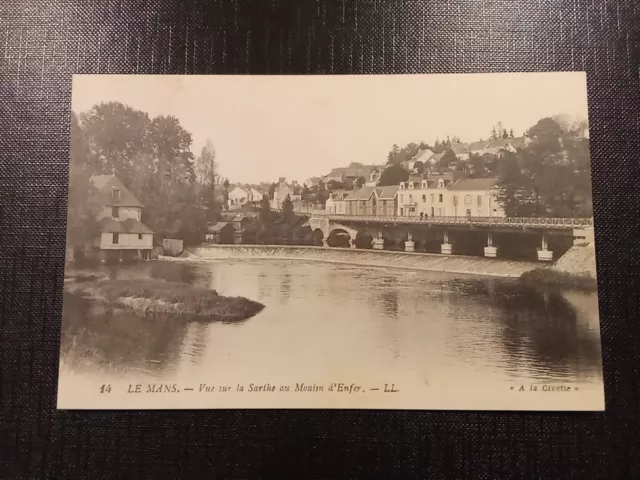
[520,268,597,291]
[64,274,264,322]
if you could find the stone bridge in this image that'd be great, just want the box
[305,214,594,261]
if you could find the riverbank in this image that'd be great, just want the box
[186,244,539,278]
[64,273,264,322]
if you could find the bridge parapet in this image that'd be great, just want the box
[310,214,593,230]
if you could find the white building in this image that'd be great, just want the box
[228,186,248,209]
[397,175,504,218]
[325,190,349,214]
[89,175,154,259]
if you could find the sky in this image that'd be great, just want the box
[72,72,590,185]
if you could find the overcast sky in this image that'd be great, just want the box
[72,72,589,185]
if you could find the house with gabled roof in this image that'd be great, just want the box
[89,175,154,260]
[343,185,399,216]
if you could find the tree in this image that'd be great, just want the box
[509,129,514,138]
[495,151,531,216]
[490,126,498,140]
[502,130,509,139]
[437,149,457,169]
[378,164,409,186]
[195,139,218,222]
[281,194,294,223]
[387,144,401,164]
[355,177,366,188]
[259,194,272,224]
[327,180,346,191]
[222,178,230,206]
[66,113,102,251]
[468,153,486,178]
[79,102,150,177]
[413,160,424,174]
[302,183,310,202]
[268,182,277,199]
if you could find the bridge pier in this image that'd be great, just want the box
[404,230,415,252]
[441,230,453,255]
[537,233,553,261]
[484,232,497,258]
[372,230,384,250]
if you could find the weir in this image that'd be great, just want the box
[187,244,540,278]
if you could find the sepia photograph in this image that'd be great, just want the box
[58,73,603,410]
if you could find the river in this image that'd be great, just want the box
[58,258,604,410]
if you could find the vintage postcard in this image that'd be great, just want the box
[58,73,603,410]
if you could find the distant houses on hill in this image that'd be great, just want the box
[227,184,266,210]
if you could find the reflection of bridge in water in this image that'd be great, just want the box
[305,214,594,262]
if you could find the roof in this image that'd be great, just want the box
[451,143,469,155]
[325,165,378,180]
[89,175,143,208]
[431,152,445,163]
[99,217,154,234]
[345,186,376,201]
[375,185,399,199]
[412,148,434,162]
[468,141,489,151]
[328,190,350,201]
[209,221,231,233]
[448,178,499,191]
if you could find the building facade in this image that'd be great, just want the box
[397,174,505,218]
[325,190,349,214]
[89,175,154,259]
[344,185,399,216]
[228,186,248,209]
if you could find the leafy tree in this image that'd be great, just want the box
[314,182,330,206]
[195,139,218,222]
[378,164,409,186]
[509,129,514,138]
[468,153,487,178]
[66,113,102,251]
[223,178,230,206]
[259,194,272,225]
[355,176,366,188]
[327,180,346,191]
[281,194,294,223]
[502,130,509,139]
[302,183,310,202]
[437,149,457,169]
[413,160,424,174]
[387,144,401,164]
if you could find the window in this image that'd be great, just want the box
[409,194,412,200]
[112,188,120,201]
[466,209,471,217]
[464,195,472,205]
[400,194,404,202]
[111,206,119,218]
[430,194,434,203]
[138,233,143,240]
[422,194,426,202]
[112,233,119,244]
[477,195,482,206]
[453,196,458,206]
[439,194,443,203]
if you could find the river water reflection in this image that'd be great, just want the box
[59,259,603,408]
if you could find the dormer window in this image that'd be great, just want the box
[112,188,120,201]
[438,180,444,188]
[408,182,414,189]
[421,181,427,189]
[400,182,405,190]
